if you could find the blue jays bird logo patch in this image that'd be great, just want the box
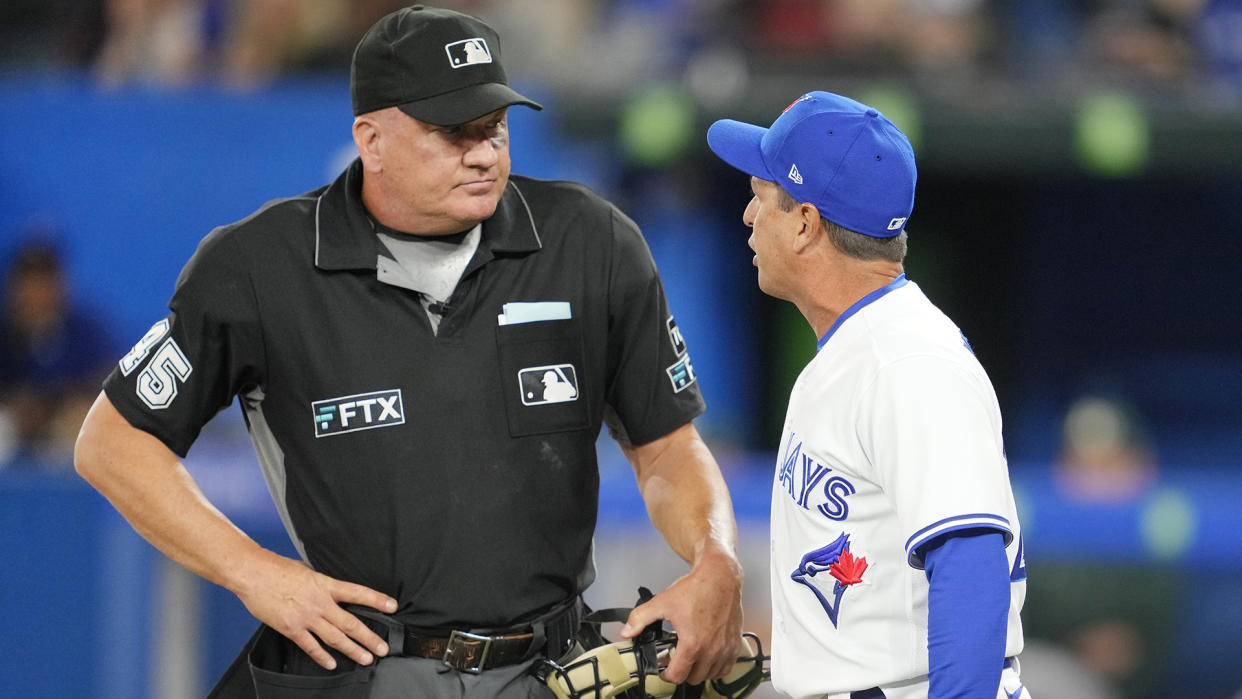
[791,532,870,628]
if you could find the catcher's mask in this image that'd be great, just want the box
[532,587,770,699]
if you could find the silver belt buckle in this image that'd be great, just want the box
[443,629,492,673]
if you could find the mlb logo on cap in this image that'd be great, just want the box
[445,38,492,68]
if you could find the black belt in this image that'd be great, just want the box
[358,597,583,674]
[850,657,1017,698]
[403,628,537,672]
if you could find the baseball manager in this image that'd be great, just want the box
[75,6,743,697]
[708,91,1029,699]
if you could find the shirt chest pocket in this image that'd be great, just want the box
[495,318,592,437]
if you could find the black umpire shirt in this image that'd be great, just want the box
[103,159,705,629]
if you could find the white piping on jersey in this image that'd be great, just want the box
[509,181,542,248]
[313,193,324,269]
[904,512,1014,568]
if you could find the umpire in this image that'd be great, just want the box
[74,5,744,697]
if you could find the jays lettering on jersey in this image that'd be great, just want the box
[768,276,1025,699]
[103,159,704,629]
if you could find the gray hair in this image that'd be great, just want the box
[776,186,907,263]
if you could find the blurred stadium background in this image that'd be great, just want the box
[2,1,1241,697]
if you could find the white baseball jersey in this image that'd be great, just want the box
[769,276,1026,699]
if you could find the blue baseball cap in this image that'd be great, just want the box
[707,91,916,238]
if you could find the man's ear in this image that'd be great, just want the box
[353,116,382,173]
[791,202,823,253]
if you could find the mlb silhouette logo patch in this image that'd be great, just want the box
[445,38,492,68]
[519,364,579,405]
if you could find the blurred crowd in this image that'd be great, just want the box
[1,0,1240,99]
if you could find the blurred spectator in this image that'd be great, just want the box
[1053,394,1157,502]
[1022,557,1183,698]
[994,0,1080,78]
[904,0,994,77]
[746,0,907,71]
[0,239,116,468]
[1021,394,1182,698]
[1018,638,1120,699]
[219,0,407,88]
[91,0,407,89]
[1079,0,1209,81]
[481,0,705,97]
[744,0,994,78]
[92,0,216,88]
[1195,0,1242,95]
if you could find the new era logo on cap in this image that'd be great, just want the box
[788,163,804,185]
[445,38,492,68]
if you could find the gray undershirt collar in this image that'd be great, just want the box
[376,224,481,334]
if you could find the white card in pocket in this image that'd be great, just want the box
[497,301,572,326]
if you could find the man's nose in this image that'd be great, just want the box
[742,197,758,227]
[463,135,500,168]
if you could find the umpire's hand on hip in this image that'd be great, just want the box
[619,543,745,686]
[234,550,398,670]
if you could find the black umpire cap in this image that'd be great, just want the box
[350,4,543,125]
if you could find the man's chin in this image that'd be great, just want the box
[453,184,504,217]
[454,200,500,227]
[756,276,786,301]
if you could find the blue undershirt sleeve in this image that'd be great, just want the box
[922,529,1009,699]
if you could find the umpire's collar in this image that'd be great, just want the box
[314,158,542,271]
